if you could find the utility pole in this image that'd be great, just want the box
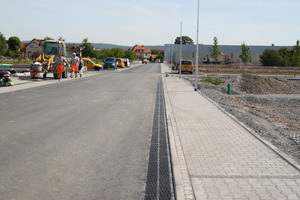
[171,40,173,65]
[194,0,200,91]
[179,22,182,78]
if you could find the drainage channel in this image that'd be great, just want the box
[144,77,175,200]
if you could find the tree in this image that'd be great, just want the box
[278,47,291,66]
[111,48,125,58]
[44,36,54,40]
[0,32,6,56]
[58,36,65,42]
[124,48,137,61]
[82,37,96,58]
[7,36,21,57]
[6,49,16,58]
[239,42,251,73]
[291,40,300,77]
[174,36,194,45]
[210,36,221,75]
[260,49,284,66]
[151,49,159,54]
[8,36,21,51]
[99,48,112,60]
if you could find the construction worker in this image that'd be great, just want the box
[54,53,69,80]
[0,71,14,86]
[70,53,79,78]
[78,56,84,77]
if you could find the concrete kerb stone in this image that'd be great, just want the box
[162,76,195,200]
[183,78,300,172]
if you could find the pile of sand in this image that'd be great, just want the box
[240,74,292,94]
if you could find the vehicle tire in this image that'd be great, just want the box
[190,71,193,74]
[94,67,100,71]
[53,73,59,79]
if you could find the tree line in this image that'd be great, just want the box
[0,32,21,58]
[81,38,137,61]
[260,41,300,67]
[0,33,141,62]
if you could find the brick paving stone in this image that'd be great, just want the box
[162,73,300,200]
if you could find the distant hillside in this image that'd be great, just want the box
[22,41,164,51]
[91,43,164,51]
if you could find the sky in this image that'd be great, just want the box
[0,0,299,46]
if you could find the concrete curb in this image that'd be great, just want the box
[162,77,195,200]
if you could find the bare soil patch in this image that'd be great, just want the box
[185,74,300,164]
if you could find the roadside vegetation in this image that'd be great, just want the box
[210,36,221,75]
[1,58,33,65]
[201,78,225,85]
[81,38,137,62]
[260,40,300,67]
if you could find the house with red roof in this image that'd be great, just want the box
[66,44,83,57]
[132,45,151,59]
[25,38,44,59]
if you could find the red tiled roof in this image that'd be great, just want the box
[21,43,28,48]
[25,38,44,48]
[132,45,151,54]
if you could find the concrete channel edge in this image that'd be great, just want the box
[162,77,195,200]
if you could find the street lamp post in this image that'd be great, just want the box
[194,0,200,91]
[171,40,173,65]
[180,22,182,78]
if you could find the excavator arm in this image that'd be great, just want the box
[219,53,236,64]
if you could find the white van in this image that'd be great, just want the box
[122,58,130,67]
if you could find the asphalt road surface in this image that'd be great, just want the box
[0,63,162,199]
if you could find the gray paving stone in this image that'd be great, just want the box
[162,71,300,200]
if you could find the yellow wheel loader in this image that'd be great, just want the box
[31,40,69,79]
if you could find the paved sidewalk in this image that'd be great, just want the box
[162,67,300,199]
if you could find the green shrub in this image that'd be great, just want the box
[201,78,225,85]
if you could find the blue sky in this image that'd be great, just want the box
[0,0,299,46]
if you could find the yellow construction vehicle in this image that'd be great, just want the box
[219,53,236,64]
[31,40,69,79]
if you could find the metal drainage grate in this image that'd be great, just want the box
[144,77,175,200]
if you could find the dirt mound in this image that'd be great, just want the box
[240,74,292,94]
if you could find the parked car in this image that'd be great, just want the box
[116,58,125,68]
[82,58,102,71]
[122,58,130,67]
[103,57,117,70]
[142,59,149,64]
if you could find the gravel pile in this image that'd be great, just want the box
[185,74,300,164]
[240,74,292,94]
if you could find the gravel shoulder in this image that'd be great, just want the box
[185,74,300,164]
